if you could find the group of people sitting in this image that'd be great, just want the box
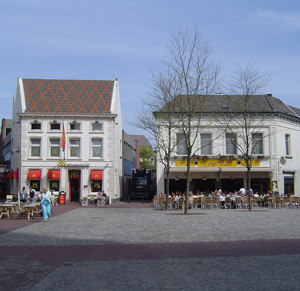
[81,191,108,206]
[156,188,274,209]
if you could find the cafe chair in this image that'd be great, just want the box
[81,197,88,207]
[225,197,231,209]
[97,197,106,207]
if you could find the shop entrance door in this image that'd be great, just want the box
[69,170,81,202]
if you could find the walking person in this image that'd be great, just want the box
[41,187,53,222]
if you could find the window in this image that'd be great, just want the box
[92,138,103,158]
[285,134,291,156]
[176,133,187,155]
[201,133,212,155]
[70,122,80,130]
[30,138,41,157]
[50,123,60,130]
[226,133,237,155]
[50,180,59,192]
[30,180,40,192]
[252,133,263,155]
[91,180,102,192]
[31,123,41,130]
[284,175,294,195]
[69,139,80,157]
[50,138,60,157]
[92,122,103,131]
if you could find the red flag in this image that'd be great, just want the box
[61,124,66,152]
[7,170,13,179]
[13,169,19,179]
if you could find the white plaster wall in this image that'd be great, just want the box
[272,118,300,195]
[111,80,123,201]
[155,114,300,195]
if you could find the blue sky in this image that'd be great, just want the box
[1,0,300,140]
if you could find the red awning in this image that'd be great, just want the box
[90,170,103,180]
[48,169,60,180]
[28,169,41,180]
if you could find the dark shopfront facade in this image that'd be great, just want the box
[167,177,270,195]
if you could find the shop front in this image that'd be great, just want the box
[90,170,103,193]
[166,158,272,194]
[24,165,108,203]
[48,169,60,193]
[28,169,41,192]
[69,170,81,202]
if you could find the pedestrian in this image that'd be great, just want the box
[41,187,53,222]
[29,186,36,203]
[20,187,28,203]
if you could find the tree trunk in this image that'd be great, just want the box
[165,170,170,210]
[184,158,191,215]
[247,166,252,211]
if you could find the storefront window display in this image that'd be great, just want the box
[91,180,102,192]
[50,180,59,192]
[30,180,40,191]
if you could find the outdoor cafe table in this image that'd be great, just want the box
[0,203,18,219]
[0,202,41,220]
[18,203,42,220]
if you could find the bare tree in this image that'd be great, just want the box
[134,69,179,209]
[218,63,270,211]
[158,28,220,214]
[136,28,220,214]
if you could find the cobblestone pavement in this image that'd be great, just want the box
[1,205,300,290]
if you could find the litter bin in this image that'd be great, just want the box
[59,191,66,204]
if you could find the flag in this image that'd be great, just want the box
[13,169,19,179]
[61,124,66,152]
[7,170,13,179]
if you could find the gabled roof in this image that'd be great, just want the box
[21,79,114,114]
[156,94,300,120]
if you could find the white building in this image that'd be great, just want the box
[11,78,123,203]
[155,94,300,196]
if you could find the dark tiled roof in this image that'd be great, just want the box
[289,105,300,118]
[157,94,300,119]
[22,79,114,114]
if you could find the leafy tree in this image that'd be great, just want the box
[139,145,156,170]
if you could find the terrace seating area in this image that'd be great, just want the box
[153,192,300,210]
[0,201,42,220]
[80,193,107,207]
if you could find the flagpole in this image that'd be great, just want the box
[61,121,66,160]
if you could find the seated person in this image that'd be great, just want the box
[219,193,226,208]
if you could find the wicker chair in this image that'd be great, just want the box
[272,196,281,208]
[225,197,231,209]
[236,197,242,209]
[210,197,219,209]
[81,197,88,207]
